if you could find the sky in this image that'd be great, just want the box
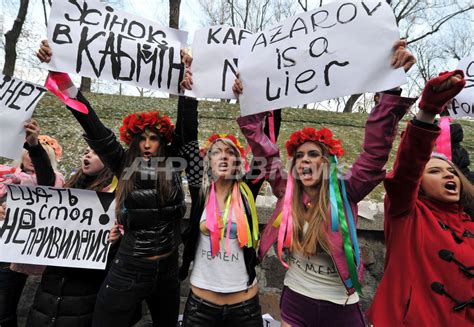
[0,0,472,103]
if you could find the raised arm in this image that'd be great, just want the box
[23,120,63,187]
[385,70,466,218]
[23,120,54,186]
[37,40,125,175]
[343,93,416,203]
[70,92,126,175]
[343,41,417,203]
[237,112,287,199]
[173,51,202,206]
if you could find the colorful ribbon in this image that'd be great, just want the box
[268,110,276,144]
[435,117,452,160]
[277,170,295,268]
[206,181,258,257]
[330,156,362,294]
[45,72,89,114]
[206,181,222,256]
[239,182,259,245]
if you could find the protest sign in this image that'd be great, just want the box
[185,26,252,99]
[238,0,406,116]
[448,56,474,118]
[0,75,47,160]
[47,0,188,95]
[0,185,115,270]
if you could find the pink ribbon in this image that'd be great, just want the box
[45,72,89,114]
[205,182,221,256]
[277,170,294,268]
[268,110,276,144]
[435,117,452,160]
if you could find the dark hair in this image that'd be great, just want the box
[65,167,114,191]
[114,133,174,220]
[420,157,474,216]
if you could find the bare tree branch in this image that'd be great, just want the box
[3,0,29,77]
[407,5,474,44]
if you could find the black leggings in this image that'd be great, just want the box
[92,251,179,327]
[0,266,27,327]
[182,291,263,327]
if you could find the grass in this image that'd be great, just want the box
[3,92,473,202]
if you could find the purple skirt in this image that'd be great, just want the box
[280,286,365,327]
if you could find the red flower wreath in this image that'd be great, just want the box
[200,133,246,158]
[285,127,344,158]
[119,111,175,145]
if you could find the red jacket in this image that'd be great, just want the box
[366,122,474,326]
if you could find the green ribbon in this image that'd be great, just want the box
[330,156,362,294]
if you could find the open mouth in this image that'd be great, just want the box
[83,159,90,168]
[300,167,313,178]
[218,162,229,169]
[143,151,152,159]
[444,181,457,192]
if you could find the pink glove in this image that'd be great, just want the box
[418,69,466,115]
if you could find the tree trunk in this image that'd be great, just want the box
[169,0,182,99]
[169,0,181,29]
[80,77,92,93]
[343,93,362,113]
[2,0,29,77]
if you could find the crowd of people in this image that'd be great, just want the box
[0,34,472,327]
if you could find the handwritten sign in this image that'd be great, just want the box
[186,26,252,99]
[0,185,116,270]
[237,0,406,116]
[47,0,188,95]
[0,75,47,160]
[448,56,474,118]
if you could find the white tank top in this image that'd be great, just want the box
[190,210,253,293]
[284,222,359,305]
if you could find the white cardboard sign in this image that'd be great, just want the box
[448,56,474,118]
[238,0,406,116]
[0,75,47,160]
[0,185,116,270]
[186,26,252,99]
[47,0,188,95]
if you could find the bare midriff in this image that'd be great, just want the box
[191,284,258,305]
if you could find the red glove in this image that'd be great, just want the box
[418,69,466,114]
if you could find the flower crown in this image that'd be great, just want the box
[119,111,175,145]
[38,135,62,161]
[201,133,246,158]
[285,127,344,158]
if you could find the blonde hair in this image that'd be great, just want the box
[201,139,246,199]
[14,145,59,172]
[290,142,332,256]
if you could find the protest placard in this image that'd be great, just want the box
[448,56,474,118]
[185,26,252,99]
[47,0,188,95]
[0,75,47,160]
[0,185,116,270]
[237,0,406,116]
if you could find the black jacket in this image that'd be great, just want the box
[450,123,473,183]
[69,93,197,258]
